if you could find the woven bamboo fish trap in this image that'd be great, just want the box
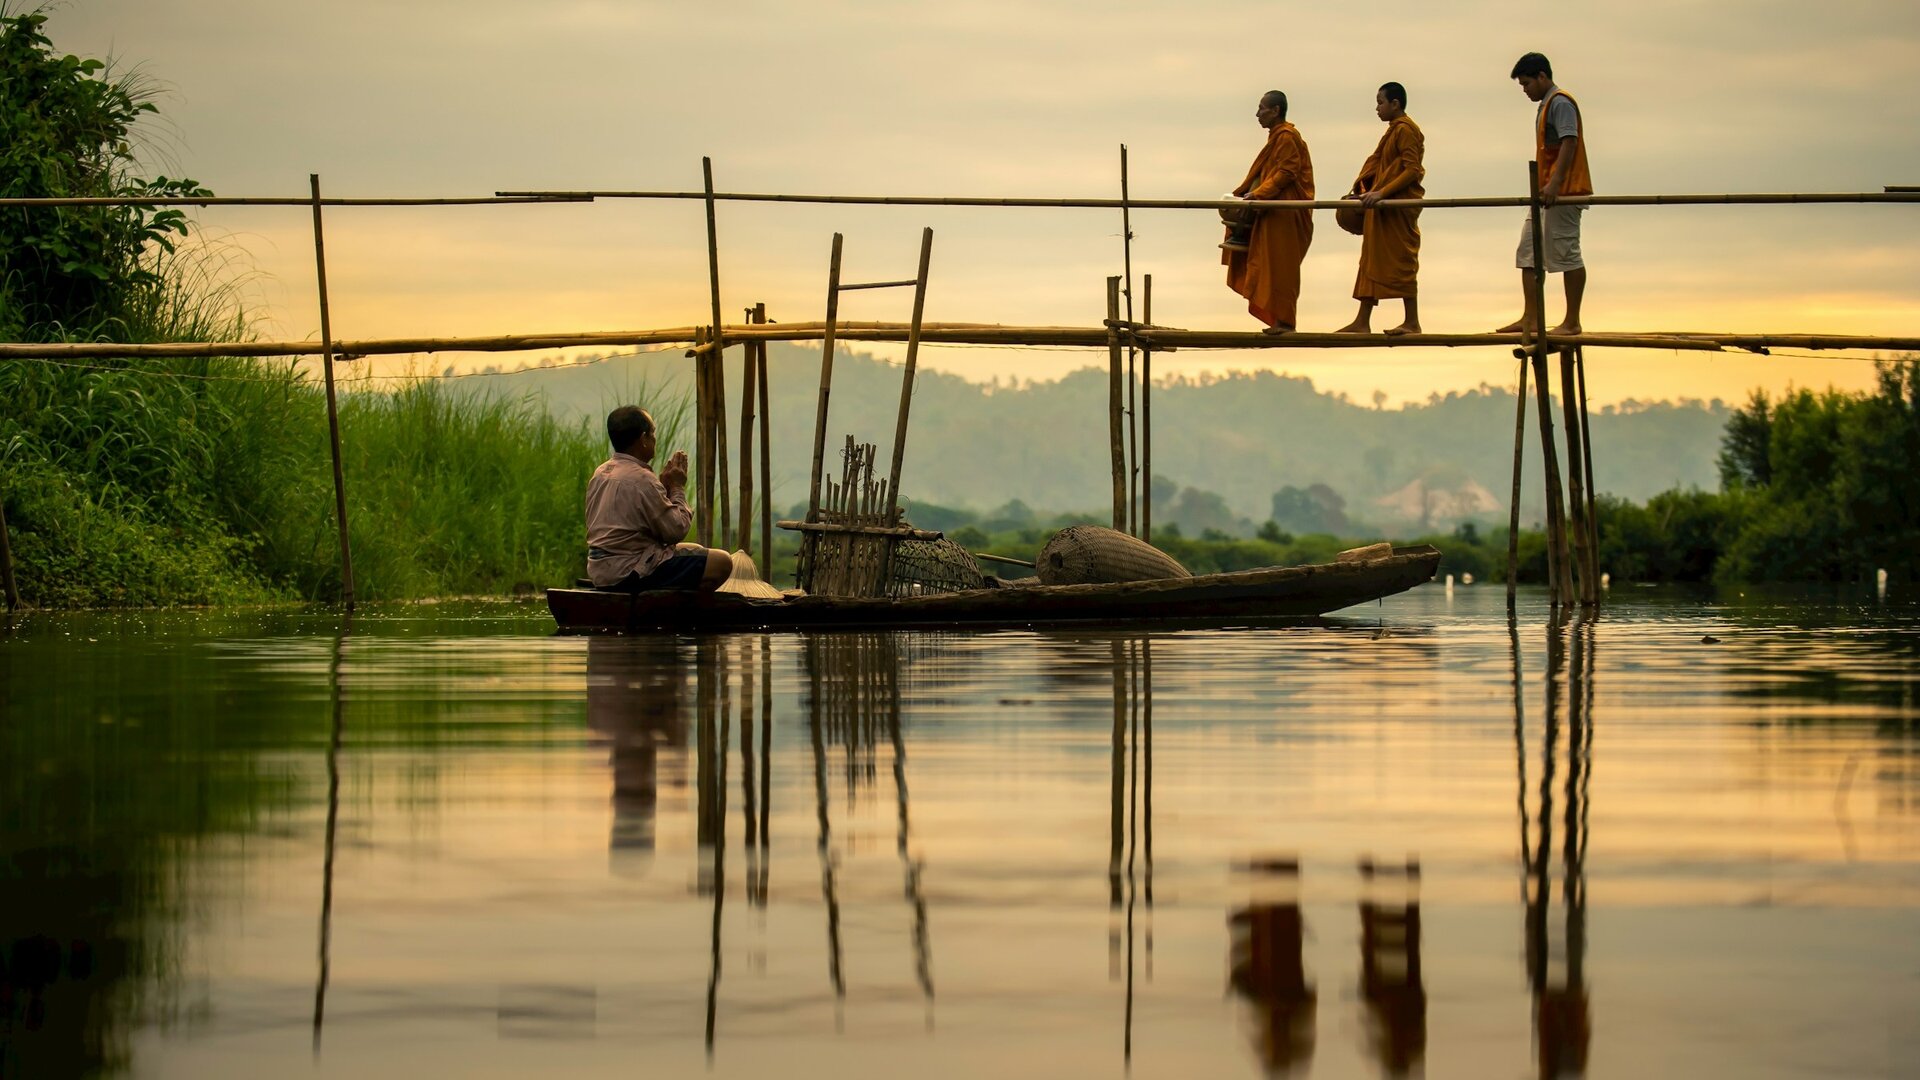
[1034,525,1190,585]
[888,537,986,596]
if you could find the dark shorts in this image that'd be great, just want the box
[604,552,709,593]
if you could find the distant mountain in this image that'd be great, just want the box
[461,345,1729,530]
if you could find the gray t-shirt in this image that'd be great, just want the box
[1538,89,1579,142]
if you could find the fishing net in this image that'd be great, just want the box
[886,537,987,597]
[1034,525,1190,585]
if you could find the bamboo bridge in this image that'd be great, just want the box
[3,161,1917,613]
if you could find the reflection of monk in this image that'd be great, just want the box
[1358,857,1426,1077]
[586,637,688,866]
[1223,91,1314,333]
[1229,858,1315,1077]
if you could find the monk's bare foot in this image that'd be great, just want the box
[1494,318,1531,334]
[1262,323,1295,335]
[1333,319,1372,334]
[1384,322,1421,336]
[1548,321,1582,336]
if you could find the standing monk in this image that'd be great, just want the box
[1337,82,1425,335]
[1498,52,1593,335]
[1223,90,1314,334]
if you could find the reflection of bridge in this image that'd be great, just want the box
[299,622,1596,1068]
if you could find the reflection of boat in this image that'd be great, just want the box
[547,547,1440,633]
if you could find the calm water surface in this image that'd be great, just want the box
[2,587,1917,1079]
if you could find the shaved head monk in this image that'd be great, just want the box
[1498,52,1593,336]
[1337,81,1426,335]
[1223,90,1315,333]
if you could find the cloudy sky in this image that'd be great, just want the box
[45,0,1920,404]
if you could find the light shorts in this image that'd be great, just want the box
[1515,204,1585,273]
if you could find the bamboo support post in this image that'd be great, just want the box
[1141,274,1153,546]
[1506,355,1529,607]
[737,306,757,554]
[1526,162,1573,607]
[1558,348,1595,605]
[1120,144,1139,536]
[703,157,730,548]
[0,492,19,611]
[807,235,845,521]
[1577,346,1600,601]
[884,227,935,522]
[756,306,772,569]
[309,175,356,611]
[1105,277,1126,532]
[714,342,731,547]
[694,327,713,546]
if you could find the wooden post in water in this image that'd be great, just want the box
[1506,355,1529,607]
[1120,145,1139,536]
[755,305,773,568]
[1105,276,1126,532]
[883,228,934,522]
[1558,348,1594,604]
[0,492,19,611]
[309,174,356,611]
[1576,346,1600,602]
[694,326,713,545]
[703,157,729,549]
[1141,274,1153,546]
[737,305,757,555]
[1525,162,1573,607]
[807,235,845,520]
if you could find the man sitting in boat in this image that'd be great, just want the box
[584,405,734,592]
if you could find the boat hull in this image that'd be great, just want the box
[547,546,1441,633]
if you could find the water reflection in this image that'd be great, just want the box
[1520,615,1593,1079]
[2,590,1918,1077]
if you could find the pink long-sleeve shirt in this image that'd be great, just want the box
[584,452,692,587]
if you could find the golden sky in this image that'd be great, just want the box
[51,0,1920,405]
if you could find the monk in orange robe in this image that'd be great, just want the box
[1336,82,1425,335]
[1223,90,1314,332]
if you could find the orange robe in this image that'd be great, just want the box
[1351,115,1425,300]
[1225,121,1314,328]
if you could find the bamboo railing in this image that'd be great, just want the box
[3,166,1916,612]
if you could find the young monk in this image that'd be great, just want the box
[1498,52,1593,336]
[1337,82,1425,335]
[1223,90,1315,334]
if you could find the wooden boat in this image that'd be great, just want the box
[546,545,1441,633]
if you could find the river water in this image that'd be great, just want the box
[2,586,1916,1079]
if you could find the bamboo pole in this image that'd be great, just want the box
[884,228,935,522]
[310,175,356,611]
[1577,346,1600,601]
[18,188,1918,209]
[703,158,729,549]
[694,327,712,546]
[715,345,731,547]
[807,235,845,520]
[737,305,757,555]
[1120,145,1139,536]
[28,325,1917,360]
[1,195,593,207]
[756,305,772,569]
[1506,356,1529,607]
[1558,348,1594,605]
[1105,277,1127,532]
[1526,163,1570,607]
[490,189,1920,211]
[1141,275,1153,546]
[0,492,19,611]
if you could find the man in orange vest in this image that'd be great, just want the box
[1497,52,1592,336]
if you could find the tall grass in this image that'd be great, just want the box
[3,322,690,606]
